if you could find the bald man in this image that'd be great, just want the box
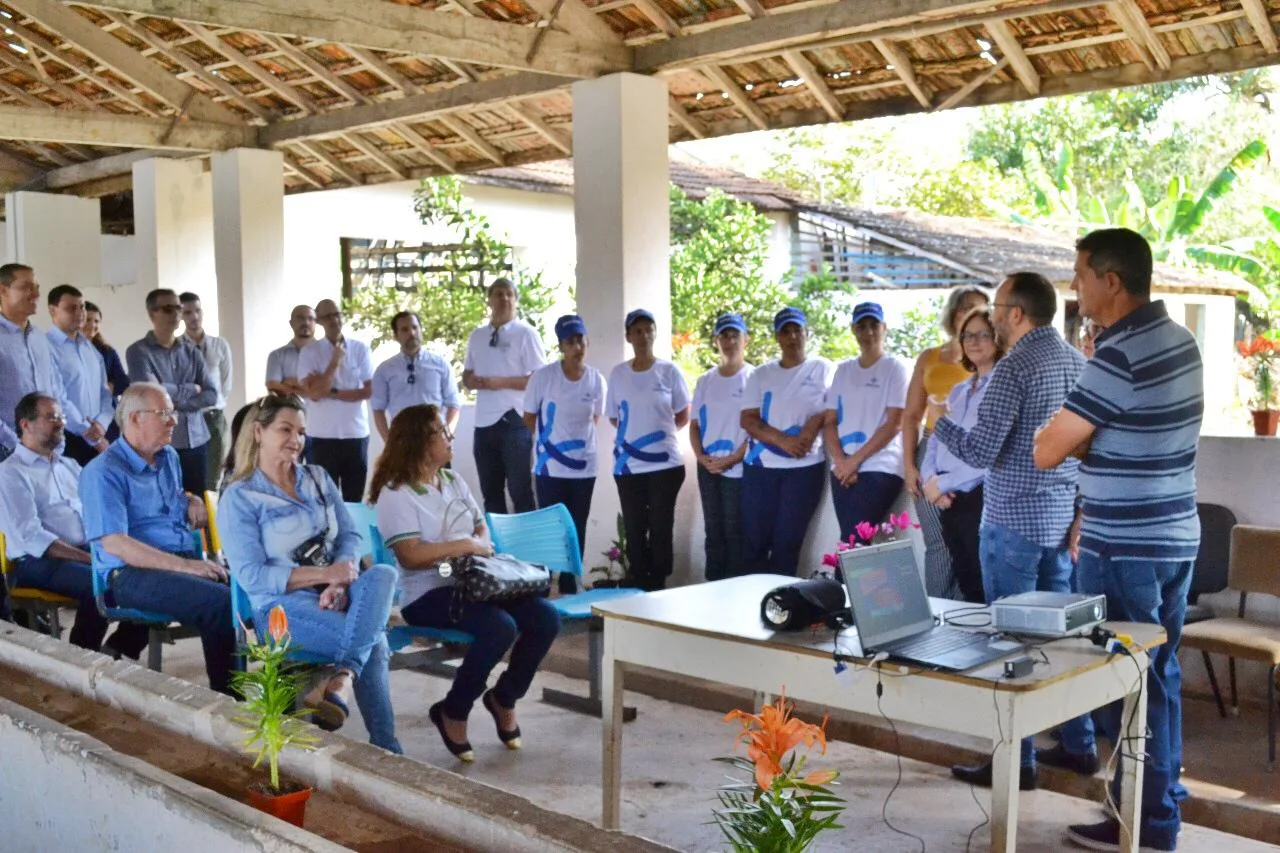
[265,304,317,397]
[299,299,373,501]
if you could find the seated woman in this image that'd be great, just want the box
[371,404,560,763]
[218,394,401,754]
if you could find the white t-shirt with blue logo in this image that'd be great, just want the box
[825,354,910,476]
[522,362,606,479]
[742,358,832,469]
[691,364,754,480]
[605,359,691,476]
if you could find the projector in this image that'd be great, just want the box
[991,592,1107,638]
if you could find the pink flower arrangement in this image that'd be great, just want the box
[820,513,918,568]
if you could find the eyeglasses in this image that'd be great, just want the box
[152,305,181,314]
[489,326,500,347]
[434,428,454,442]
[36,412,66,423]
[959,331,994,344]
[139,408,178,420]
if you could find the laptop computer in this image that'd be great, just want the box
[839,540,1025,671]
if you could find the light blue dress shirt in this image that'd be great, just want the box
[922,371,993,496]
[218,465,362,613]
[80,440,193,576]
[47,328,113,439]
[0,314,65,451]
[371,350,460,424]
[0,445,85,559]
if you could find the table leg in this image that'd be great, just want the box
[601,620,624,830]
[1118,663,1149,853]
[990,703,1020,853]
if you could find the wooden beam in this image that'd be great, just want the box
[82,0,631,78]
[439,114,505,165]
[38,147,186,188]
[668,94,706,139]
[633,0,682,38]
[0,74,49,109]
[390,121,455,172]
[1107,0,1171,70]
[342,132,407,179]
[701,64,768,131]
[729,0,766,19]
[781,49,843,122]
[264,35,369,104]
[524,0,623,45]
[0,102,254,148]
[346,47,420,94]
[0,43,107,110]
[872,39,930,108]
[185,22,316,113]
[507,102,570,154]
[984,18,1038,95]
[294,140,362,185]
[260,73,567,144]
[5,0,239,123]
[1240,0,1278,54]
[282,149,326,188]
[933,56,1007,111]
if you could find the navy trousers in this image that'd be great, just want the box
[474,410,535,515]
[739,462,825,577]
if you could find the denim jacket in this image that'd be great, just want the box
[219,464,361,613]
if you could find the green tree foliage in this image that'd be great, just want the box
[886,297,946,359]
[342,176,555,376]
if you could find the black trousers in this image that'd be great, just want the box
[176,445,209,497]
[473,409,535,515]
[309,437,369,503]
[938,484,986,604]
[63,433,101,467]
[615,465,686,592]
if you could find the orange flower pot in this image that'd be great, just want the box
[246,783,313,827]
[1252,409,1279,437]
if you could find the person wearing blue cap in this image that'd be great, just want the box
[522,314,606,592]
[739,306,832,576]
[690,313,754,581]
[606,309,691,592]
[823,302,910,542]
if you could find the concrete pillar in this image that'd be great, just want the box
[132,158,214,299]
[571,72,671,370]
[212,148,285,415]
[2,191,102,288]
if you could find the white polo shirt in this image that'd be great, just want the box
[605,359,690,476]
[463,318,545,428]
[742,358,832,469]
[522,362,606,479]
[297,337,374,439]
[375,472,485,603]
[824,354,910,476]
[691,364,754,479]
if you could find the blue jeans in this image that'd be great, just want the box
[1068,553,1192,842]
[108,566,235,695]
[979,521,1074,767]
[474,409,535,515]
[401,587,560,721]
[261,564,401,753]
[740,462,825,577]
[696,467,744,582]
[13,557,150,655]
[830,470,904,542]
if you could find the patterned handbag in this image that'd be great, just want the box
[447,553,551,604]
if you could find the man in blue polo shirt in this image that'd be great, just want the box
[372,310,460,442]
[80,382,235,695]
[1035,229,1201,852]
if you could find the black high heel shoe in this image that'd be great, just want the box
[482,689,522,750]
[428,702,474,762]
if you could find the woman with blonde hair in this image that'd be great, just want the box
[218,394,401,753]
[372,403,559,763]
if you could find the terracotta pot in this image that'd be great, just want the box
[1252,409,1279,437]
[246,782,313,827]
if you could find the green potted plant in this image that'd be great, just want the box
[588,513,630,589]
[231,605,320,827]
[1239,335,1280,436]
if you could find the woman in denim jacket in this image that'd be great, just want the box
[219,394,400,753]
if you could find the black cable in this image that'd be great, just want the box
[875,667,926,853]
[964,678,1002,853]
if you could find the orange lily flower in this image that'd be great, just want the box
[724,690,829,791]
[267,605,289,644]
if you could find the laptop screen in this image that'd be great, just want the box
[839,540,935,650]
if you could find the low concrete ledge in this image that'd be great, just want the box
[0,624,674,853]
[0,694,347,853]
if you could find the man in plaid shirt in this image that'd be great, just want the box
[932,271,1086,791]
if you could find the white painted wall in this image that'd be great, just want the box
[2,191,102,288]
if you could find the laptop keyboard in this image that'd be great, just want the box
[889,626,988,658]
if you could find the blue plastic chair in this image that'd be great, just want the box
[379,525,475,668]
[343,502,379,564]
[228,572,330,668]
[487,504,642,719]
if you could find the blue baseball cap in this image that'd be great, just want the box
[773,306,807,332]
[554,314,587,340]
[625,308,656,330]
[713,313,747,336]
[851,302,885,325]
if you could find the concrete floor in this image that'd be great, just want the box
[153,637,1279,852]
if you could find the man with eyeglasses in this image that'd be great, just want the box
[125,289,217,495]
[299,299,374,502]
[180,292,233,492]
[461,278,544,515]
[372,310,459,443]
[0,393,149,657]
[46,284,113,467]
[0,263,66,461]
[80,382,235,695]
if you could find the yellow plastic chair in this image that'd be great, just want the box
[0,531,77,640]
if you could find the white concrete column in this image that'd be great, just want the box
[212,148,285,415]
[571,72,671,370]
[132,157,214,299]
[3,191,102,287]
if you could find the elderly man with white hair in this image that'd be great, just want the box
[80,381,235,695]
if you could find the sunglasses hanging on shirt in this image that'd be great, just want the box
[406,357,417,385]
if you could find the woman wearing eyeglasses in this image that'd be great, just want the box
[919,307,1005,603]
[372,404,559,763]
[218,394,401,753]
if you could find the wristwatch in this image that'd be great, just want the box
[328,387,339,397]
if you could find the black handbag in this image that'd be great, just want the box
[448,553,552,604]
